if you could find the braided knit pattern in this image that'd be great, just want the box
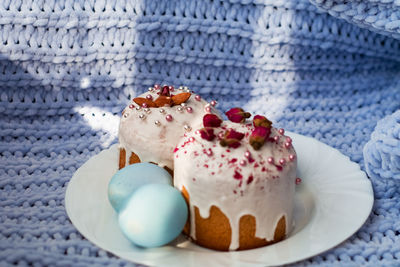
[364,110,400,180]
[310,0,400,40]
[0,0,400,266]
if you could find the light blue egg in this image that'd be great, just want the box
[108,163,172,212]
[118,183,188,248]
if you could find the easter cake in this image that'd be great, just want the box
[118,84,217,172]
[173,109,297,251]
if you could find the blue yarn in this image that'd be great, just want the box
[0,0,400,266]
[364,110,400,180]
[310,0,400,40]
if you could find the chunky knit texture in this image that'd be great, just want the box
[311,0,400,40]
[1,0,400,266]
[364,110,400,180]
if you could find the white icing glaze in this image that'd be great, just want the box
[119,88,217,169]
[173,121,297,250]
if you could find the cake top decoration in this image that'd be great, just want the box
[133,92,191,108]
[225,107,251,123]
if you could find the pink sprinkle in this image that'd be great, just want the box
[173,147,178,153]
[165,114,173,122]
[234,171,243,180]
[195,95,201,101]
[204,164,209,168]
[193,178,196,181]
[228,158,237,164]
[278,128,285,135]
[146,95,153,100]
[254,163,259,168]
[211,172,215,175]
[226,149,231,153]
[142,103,148,108]
[206,149,213,156]
[239,160,246,166]
[186,107,193,113]
[218,132,224,139]
[295,177,302,185]
[289,154,296,161]
[261,167,266,172]
[247,175,254,185]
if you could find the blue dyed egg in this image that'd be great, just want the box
[118,183,188,248]
[108,163,172,212]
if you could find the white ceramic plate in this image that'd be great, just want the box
[65,132,373,266]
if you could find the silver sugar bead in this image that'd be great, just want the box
[159,108,165,113]
[144,108,151,113]
[180,102,187,107]
[135,106,141,110]
[177,106,183,112]
[184,125,192,132]
[139,114,146,120]
[148,87,154,91]
[154,120,160,126]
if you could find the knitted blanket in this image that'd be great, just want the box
[1,0,399,266]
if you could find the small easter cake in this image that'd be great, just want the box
[118,85,217,171]
[173,109,297,251]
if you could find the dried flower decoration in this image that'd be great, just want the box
[253,115,272,128]
[219,129,245,148]
[249,126,271,150]
[199,128,216,141]
[225,107,251,123]
[203,114,223,128]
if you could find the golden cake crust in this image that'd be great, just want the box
[181,186,286,251]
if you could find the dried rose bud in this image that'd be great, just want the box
[199,127,215,141]
[249,126,271,150]
[253,115,272,128]
[219,129,245,148]
[160,85,171,96]
[203,114,222,128]
[225,107,251,123]
[219,139,241,148]
[225,129,245,140]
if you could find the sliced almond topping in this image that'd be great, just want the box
[133,97,157,108]
[154,96,173,107]
[172,92,191,105]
